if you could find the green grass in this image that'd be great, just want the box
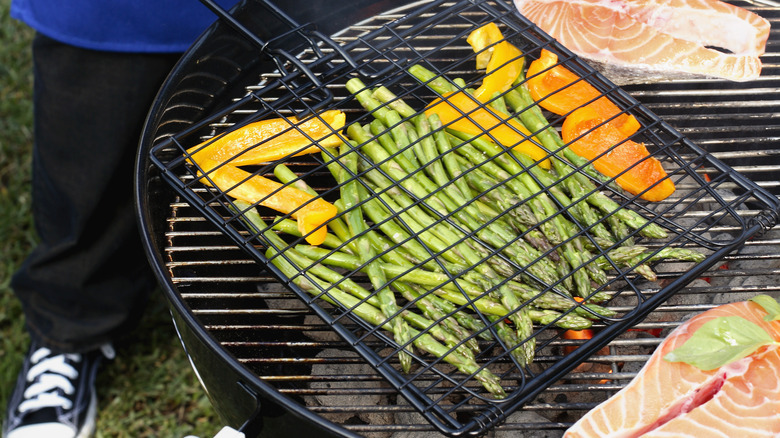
[0,2,221,436]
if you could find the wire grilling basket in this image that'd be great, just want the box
[148,0,780,435]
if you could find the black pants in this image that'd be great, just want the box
[11,33,182,353]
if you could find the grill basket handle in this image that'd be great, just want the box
[198,0,377,103]
[199,0,323,85]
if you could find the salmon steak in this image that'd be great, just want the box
[513,0,771,82]
[565,299,780,437]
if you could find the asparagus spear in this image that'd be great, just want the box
[267,243,507,398]
[527,308,591,330]
[400,307,476,361]
[372,85,417,118]
[428,113,479,205]
[364,228,484,355]
[409,62,669,241]
[488,315,530,367]
[234,199,506,394]
[365,228,426,268]
[396,283,480,356]
[294,245,474,293]
[338,142,413,373]
[406,283,493,342]
[447,130,595,297]
[596,246,706,281]
[356,122,569,297]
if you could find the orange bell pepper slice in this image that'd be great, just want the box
[563,297,593,354]
[527,50,640,138]
[187,109,345,166]
[466,23,525,103]
[197,158,337,245]
[562,107,675,202]
[425,91,551,168]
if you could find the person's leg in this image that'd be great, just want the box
[11,33,181,353]
[4,33,181,438]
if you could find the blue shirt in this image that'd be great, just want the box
[11,0,239,53]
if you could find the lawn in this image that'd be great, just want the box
[0,2,222,437]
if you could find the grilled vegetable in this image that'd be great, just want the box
[500,84,670,240]
[336,141,414,373]
[562,106,676,202]
[423,90,551,168]
[526,49,640,137]
[197,158,337,245]
[187,110,345,245]
[233,199,507,399]
[187,110,345,166]
[466,22,525,102]
[524,49,675,201]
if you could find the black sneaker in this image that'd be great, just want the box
[2,342,115,438]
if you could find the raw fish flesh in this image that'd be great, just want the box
[565,299,780,437]
[514,0,771,83]
[619,0,769,56]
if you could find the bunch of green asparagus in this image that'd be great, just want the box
[231,65,705,399]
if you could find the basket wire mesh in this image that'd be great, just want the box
[149,0,780,435]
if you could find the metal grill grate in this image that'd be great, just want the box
[165,196,780,436]
[149,0,780,436]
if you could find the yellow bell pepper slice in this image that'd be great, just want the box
[197,158,337,245]
[425,91,551,168]
[186,110,344,245]
[467,23,525,103]
[188,110,345,166]
[467,22,505,70]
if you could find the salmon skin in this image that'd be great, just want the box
[514,0,771,83]
[565,300,780,437]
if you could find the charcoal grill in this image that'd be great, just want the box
[135,0,780,436]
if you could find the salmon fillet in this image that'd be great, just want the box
[619,0,770,56]
[565,300,780,437]
[513,0,770,82]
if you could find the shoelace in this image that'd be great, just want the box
[17,348,82,414]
